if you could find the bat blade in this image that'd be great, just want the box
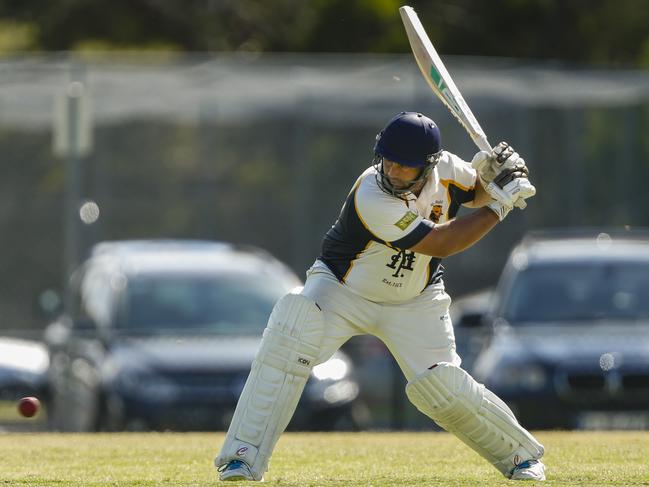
[399,5,492,154]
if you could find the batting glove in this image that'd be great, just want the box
[472,142,530,184]
[487,200,513,221]
[486,176,536,211]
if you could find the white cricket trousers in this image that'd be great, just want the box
[302,261,461,381]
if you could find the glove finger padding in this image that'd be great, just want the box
[494,142,528,175]
[472,142,529,186]
[493,162,529,188]
[494,141,515,164]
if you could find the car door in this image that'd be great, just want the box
[48,263,113,431]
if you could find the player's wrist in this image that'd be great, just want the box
[486,201,511,221]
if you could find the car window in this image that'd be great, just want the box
[115,272,291,335]
[503,261,649,323]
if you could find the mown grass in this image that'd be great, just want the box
[1,431,648,486]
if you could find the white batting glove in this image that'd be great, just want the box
[471,142,529,185]
[486,176,536,221]
[471,150,498,185]
[493,141,527,173]
[487,200,513,221]
[477,142,533,209]
[486,177,536,209]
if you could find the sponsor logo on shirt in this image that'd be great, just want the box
[394,210,418,230]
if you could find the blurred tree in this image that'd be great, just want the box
[0,0,647,65]
[409,0,649,66]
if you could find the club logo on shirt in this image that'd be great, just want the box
[386,249,416,277]
[394,210,418,231]
[430,204,443,223]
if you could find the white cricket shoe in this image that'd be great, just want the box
[510,459,546,481]
[218,460,257,481]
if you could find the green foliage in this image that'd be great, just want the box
[1,431,649,485]
[0,20,37,52]
[408,0,649,66]
[0,0,648,66]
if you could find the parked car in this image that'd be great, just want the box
[0,337,49,403]
[44,240,360,432]
[449,287,494,374]
[472,229,649,429]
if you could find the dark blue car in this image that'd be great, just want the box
[472,230,649,430]
[44,240,360,432]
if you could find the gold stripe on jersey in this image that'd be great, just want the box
[423,262,431,291]
[342,239,373,283]
[354,176,375,236]
[341,178,383,284]
[440,178,475,192]
[440,178,476,220]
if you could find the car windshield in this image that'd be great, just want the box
[503,261,649,323]
[115,272,291,335]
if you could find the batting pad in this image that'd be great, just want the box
[405,363,544,477]
[215,293,324,480]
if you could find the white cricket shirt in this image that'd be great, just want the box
[318,151,477,303]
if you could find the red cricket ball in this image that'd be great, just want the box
[17,396,40,418]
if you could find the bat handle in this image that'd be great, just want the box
[473,135,493,155]
[515,199,527,209]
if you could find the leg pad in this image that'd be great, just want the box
[215,293,324,480]
[406,363,544,477]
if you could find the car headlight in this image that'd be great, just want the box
[493,363,548,391]
[117,369,179,400]
[306,357,358,404]
[322,380,359,404]
[312,358,348,381]
[305,378,359,404]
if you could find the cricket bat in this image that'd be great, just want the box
[399,5,491,153]
[399,5,526,207]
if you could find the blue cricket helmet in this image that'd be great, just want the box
[373,112,443,197]
[374,111,442,167]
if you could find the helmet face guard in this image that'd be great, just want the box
[372,112,442,197]
[373,152,441,197]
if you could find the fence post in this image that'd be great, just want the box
[53,79,93,312]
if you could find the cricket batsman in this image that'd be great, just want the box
[215,111,546,481]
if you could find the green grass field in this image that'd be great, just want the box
[1,431,648,486]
